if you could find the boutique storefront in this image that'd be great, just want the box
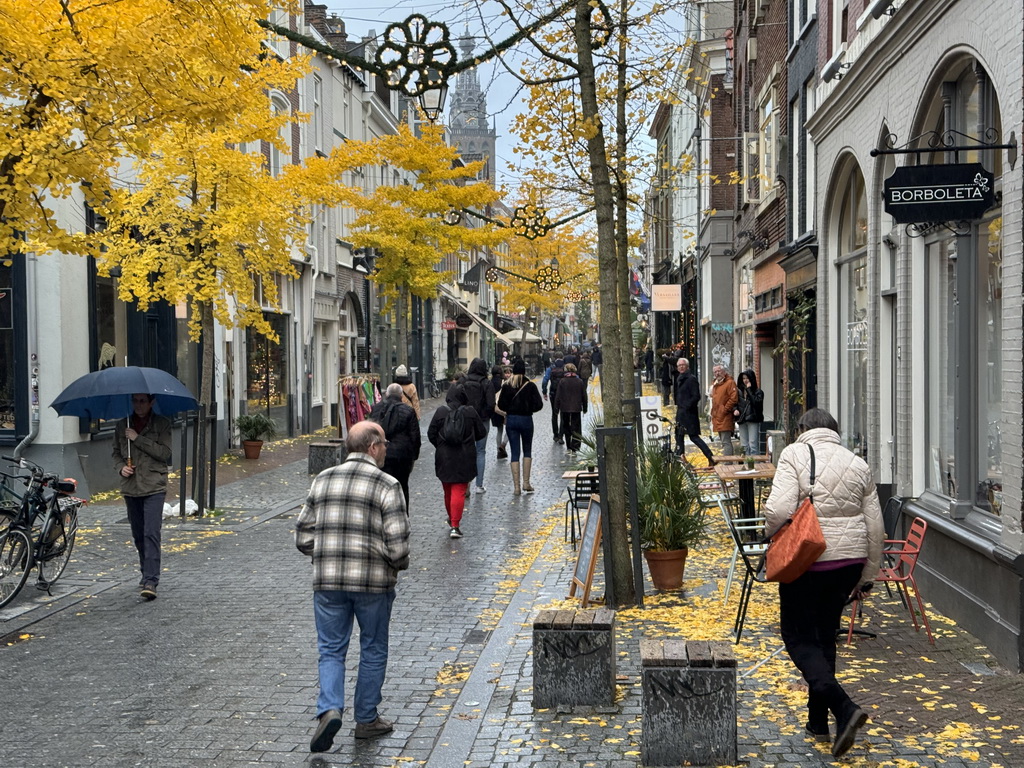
[809,0,1022,669]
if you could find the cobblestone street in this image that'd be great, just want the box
[1,390,1022,767]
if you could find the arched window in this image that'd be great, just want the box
[835,165,868,458]
[917,58,1003,516]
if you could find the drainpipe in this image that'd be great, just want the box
[14,253,39,459]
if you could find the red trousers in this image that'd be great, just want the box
[442,482,469,527]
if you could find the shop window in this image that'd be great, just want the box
[835,165,868,458]
[976,216,1002,514]
[925,239,956,496]
[0,257,19,433]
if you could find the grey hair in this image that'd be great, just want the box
[385,383,404,400]
[677,357,690,366]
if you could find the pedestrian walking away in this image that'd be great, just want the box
[673,357,714,463]
[552,363,587,454]
[392,365,420,420]
[710,364,739,455]
[496,358,544,495]
[112,393,173,601]
[661,350,678,406]
[460,358,495,493]
[763,408,883,759]
[427,385,487,538]
[295,421,410,753]
[541,357,565,444]
[365,383,421,508]
[490,364,510,459]
[735,368,765,455]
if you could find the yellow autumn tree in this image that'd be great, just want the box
[326,121,509,366]
[489,217,597,353]
[0,0,306,258]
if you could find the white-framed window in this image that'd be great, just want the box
[270,94,290,177]
[312,74,324,153]
[743,132,761,205]
[830,0,847,57]
[792,0,816,41]
[759,91,776,199]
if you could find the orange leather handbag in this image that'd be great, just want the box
[765,445,826,583]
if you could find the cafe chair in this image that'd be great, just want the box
[846,516,934,644]
[565,473,600,548]
[720,499,768,604]
[719,498,770,643]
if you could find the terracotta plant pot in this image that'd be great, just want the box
[644,547,689,590]
[242,440,263,460]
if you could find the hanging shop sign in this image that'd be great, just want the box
[459,261,483,293]
[883,163,996,224]
[455,314,473,329]
[651,284,682,312]
[440,319,458,330]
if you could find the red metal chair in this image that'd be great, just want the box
[847,516,934,644]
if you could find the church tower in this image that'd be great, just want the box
[448,32,497,186]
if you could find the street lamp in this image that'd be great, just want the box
[418,68,448,123]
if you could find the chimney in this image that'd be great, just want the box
[305,2,328,35]
[324,14,348,48]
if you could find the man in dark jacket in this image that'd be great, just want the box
[673,357,714,462]
[460,358,495,493]
[366,383,421,507]
[113,393,173,601]
[541,358,565,444]
[553,363,588,453]
[660,351,677,406]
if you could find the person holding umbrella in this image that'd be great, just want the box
[113,393,173,600]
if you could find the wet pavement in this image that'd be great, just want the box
[1,383,1022,767]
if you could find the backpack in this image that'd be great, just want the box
[439,406,468,446]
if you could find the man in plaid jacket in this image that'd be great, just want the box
[296,420,410,752]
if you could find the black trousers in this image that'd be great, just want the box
[675,420,714,461]
[125,492,165,586]
[550,402,562,439]
[561,411,583,451]
[779,563,862,726]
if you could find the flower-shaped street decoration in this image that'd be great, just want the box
[509,204,554,240]
[535,264,563,292]
[375,14,456,98]
[566,289,583,302]
[485,267,502,283]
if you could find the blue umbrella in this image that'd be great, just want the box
[50,366,199,421]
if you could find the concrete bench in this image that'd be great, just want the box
[640,638,736,767]
[532,608,616,709]
[308,441,345,475]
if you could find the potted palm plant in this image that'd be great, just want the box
[235,411,277,459]
[636,438,709,590]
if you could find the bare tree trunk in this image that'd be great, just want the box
[575,0,634,606]
[614,3,636,425]
[396,287,409,369]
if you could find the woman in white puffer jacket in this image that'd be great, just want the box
[764,408,884,759]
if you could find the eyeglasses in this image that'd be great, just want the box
[372,439,389,447]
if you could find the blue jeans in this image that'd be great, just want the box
[313,589,396,722]
[505,414,534,461]
[474,428,489,488]
[737,422,760,454]
[125,492,164,585]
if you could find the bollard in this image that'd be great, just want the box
[641,638,736,767]
[308,441,343,475]
[533,608,616,709]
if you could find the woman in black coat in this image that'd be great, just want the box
[490,364,510,459]
[427,385,486,538]
[735,368,765,455]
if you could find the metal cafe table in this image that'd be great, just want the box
[713,461,776,518]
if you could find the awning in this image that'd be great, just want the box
[436,285,506,339]
[501,329,543,344]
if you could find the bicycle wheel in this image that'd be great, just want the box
[0,528,33,609]
[0,507,15,534]
[38,503,79,585]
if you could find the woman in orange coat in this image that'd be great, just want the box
[709,364,738,455]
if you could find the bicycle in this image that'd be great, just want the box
[1,468,26,533]
[0,455,85,608]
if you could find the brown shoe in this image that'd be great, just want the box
[310,709,342,752]
[140,582,157,601]
[354,716,393,739]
